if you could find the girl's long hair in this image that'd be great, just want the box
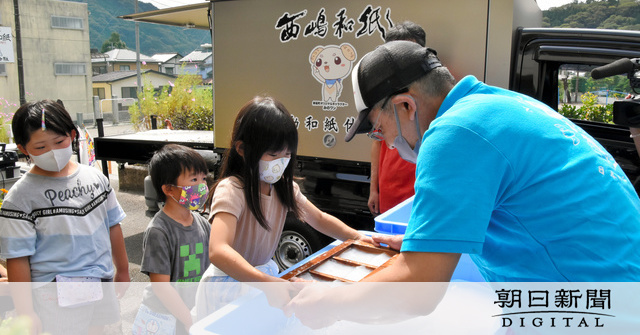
[214,96,300,230]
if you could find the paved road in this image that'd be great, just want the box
[84,121,150,283]
[88,121,154,334]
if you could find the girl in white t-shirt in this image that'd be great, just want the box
[194,96,371,318]
[1,100,128,334]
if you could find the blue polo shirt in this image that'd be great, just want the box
[402,76,640,281]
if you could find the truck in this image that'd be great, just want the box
[101,0,639,271]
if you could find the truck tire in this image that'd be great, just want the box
[274,217,324,272]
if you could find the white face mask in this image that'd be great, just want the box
[259,157,290,184]
[29,145,73,172]
[392,104,422,164]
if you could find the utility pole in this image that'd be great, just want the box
[134,0,142,125]
[135,0,142,96]
[12,0,25,105]
[575,67,580,101]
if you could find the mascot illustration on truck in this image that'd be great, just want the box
[310,43,357,111]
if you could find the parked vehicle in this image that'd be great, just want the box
[101,0,638,270]
[511,27,640,192]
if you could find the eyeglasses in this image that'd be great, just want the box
[367,88,409,142]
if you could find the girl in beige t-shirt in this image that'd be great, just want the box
[194,96,373,319]
[207,96,372,283]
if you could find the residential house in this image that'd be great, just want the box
[179,43,211,82]
[91,48,159,75]
[0,0,92,124]
[152,52,182,75]
[92,69,176,118]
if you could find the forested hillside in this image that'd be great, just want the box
[543,0,640,30]
[69,0,640,56]
[67,0,210,56]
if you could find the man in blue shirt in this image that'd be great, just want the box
[286,41,640,328]
[343,40,640,282]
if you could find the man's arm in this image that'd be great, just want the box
[363,251,460,282]
[285,251,460,328]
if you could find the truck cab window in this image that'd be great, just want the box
[558,63,631,124]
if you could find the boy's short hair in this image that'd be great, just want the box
[149,144,208,202]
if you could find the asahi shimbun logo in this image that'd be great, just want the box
[493,288,613,329]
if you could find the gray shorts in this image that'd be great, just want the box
[33,281,120,335]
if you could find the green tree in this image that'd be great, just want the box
[559,92,614,123]
[600,14,636,29]
[564,5,609,28]
[128,73,213,131]
[544,0,640,29]
[100,32,127,53]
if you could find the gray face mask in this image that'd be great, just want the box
[392,104,422,164]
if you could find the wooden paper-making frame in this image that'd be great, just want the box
[281,239,399,282]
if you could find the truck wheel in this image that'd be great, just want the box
[274,219,324,272]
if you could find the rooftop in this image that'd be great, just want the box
[152,53,183,63]
[180,50,211,63]
[92,49,157,63]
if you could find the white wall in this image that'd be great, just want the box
[0,0,92,121]
[110,72,176,99]
[0,1,20,114]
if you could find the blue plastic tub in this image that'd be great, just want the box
[374,196,414,235]
[373,195,485,282]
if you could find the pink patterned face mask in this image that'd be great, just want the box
[169,183,209,210]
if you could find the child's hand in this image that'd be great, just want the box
[354,233,375,245]
[181,316,193,333]
[283,282,339,329]
[289,277,314,283]
[20,311,42,335]
[253,281,302,311]
[114,271,130,298]
[371,234,404,251]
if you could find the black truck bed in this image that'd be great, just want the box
[94,129,214,165]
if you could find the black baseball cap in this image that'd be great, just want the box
[345,40,442,142]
